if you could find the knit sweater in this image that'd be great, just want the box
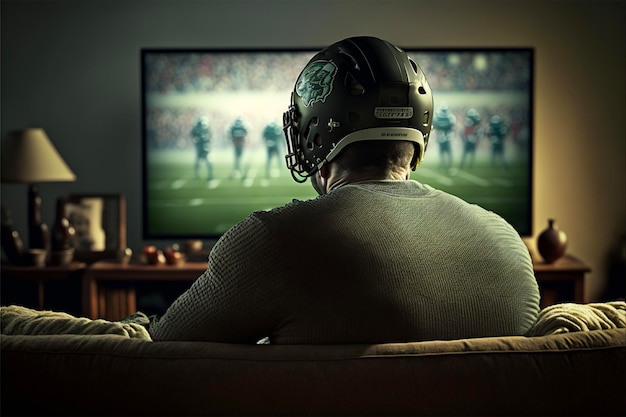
[149,180,540,344]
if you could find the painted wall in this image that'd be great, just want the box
[2,0,624,301]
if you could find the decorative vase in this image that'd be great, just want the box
[537,218,568,263]
[50,198,76,266]
[51,199,75,252]
[28,186,49,250]
[1,205,24,264]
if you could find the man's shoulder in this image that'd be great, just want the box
[252,197,317,221]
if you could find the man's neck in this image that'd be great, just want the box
[326,166,410,192]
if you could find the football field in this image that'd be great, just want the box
[146,147,317,237]
[146,145,530,237]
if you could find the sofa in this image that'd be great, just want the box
[2,323,625,416]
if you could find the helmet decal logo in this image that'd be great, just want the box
[295,60,338,107]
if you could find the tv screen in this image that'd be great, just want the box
[141,47,533,240]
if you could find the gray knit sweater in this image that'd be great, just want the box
[150,180,540,344]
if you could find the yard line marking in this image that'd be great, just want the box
[172,179,187,189]
[150,180,172,190]
[416,167,455,186]
[207,179,221,189]
[456,171,490,186]
[492,178,513,187]
[152,196,298,207]
[243,169,257,188]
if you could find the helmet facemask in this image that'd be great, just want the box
[283,94,309,183]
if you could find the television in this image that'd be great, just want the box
[141,47,533,241]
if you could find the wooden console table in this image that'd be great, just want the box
[83,254,591,321]
[533,254,591,308]
[1,262,86,315]
[82,261,207,320]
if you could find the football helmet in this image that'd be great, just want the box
[433,105,456,131]
[283,36,433,182]
[489,115,502,126]
[465,108,482,125]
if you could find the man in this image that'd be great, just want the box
[150,36,539,344]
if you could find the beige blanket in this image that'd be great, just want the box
[0,305,152,341]
[526,301,626,336]
[3,302,625,341]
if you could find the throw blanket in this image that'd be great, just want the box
[526,301,626,336]
[3,302,625,341]
[0,305,152,341]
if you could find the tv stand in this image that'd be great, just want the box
[80,254,591,321]
[82,261,206,320]
[532,253,591,308]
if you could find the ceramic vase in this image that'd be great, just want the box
[49,199,76,266]
[51,199,75,252]
[28,186,49,250]
[537,219,568,263]
[1,205,24,264]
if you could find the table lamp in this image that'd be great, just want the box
[1,128,76,253]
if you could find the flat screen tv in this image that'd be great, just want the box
[141,47,533,240]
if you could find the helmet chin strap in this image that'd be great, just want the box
[409,144,421,171]
[311,167,328,195]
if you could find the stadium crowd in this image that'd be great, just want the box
[144,50,532,159]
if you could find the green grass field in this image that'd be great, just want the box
[146,147,317,237]
[146,144,530,238]
[414,158,531,234]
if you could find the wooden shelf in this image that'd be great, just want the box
[1,262,86,314]
[82,260,207,320]
[532,254,591,308]
[4,253,593,321]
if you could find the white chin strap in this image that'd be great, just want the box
[321,127,426,171]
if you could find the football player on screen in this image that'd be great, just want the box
[459,108,483,169]
[432,105,456,169]
[262,121,284,179]
[190,116,213,182]
[229,117,248,179]
[487,114,510,169]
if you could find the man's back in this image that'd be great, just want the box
[150,181,539,343]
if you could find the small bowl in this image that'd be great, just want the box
[184,240,203,253]
[49,248,75,266]
[116,247,133,265]
[164,249,186,266]
[25,249,48,267]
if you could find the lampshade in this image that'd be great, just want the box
[1,128,76,183]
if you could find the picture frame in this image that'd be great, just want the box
[61,194,126,263]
